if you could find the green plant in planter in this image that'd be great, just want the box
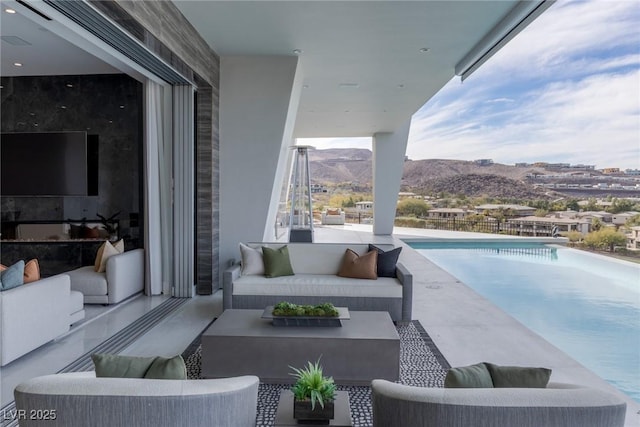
[290,358,336,410]
[273,301,339,317]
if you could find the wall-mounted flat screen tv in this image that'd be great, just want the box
[1,131,98,196]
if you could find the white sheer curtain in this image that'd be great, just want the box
[144,80,173,295]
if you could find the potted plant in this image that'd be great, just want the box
[290,358,336,424]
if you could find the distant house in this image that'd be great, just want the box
[577,211,613,223]
[508,216,591,236]
[427,208,469,219]
[627,226,640,251]
[474,159,493,166]
[612,212,639,226]
[475,204,536,218]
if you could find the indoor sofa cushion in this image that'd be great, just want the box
[233,274,402,298]
[94,241,120,273]
[68,266,108,296]
[23,259,41,283]
[337,249,378,279]
[0,260,25,290]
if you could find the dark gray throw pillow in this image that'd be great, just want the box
[368,244,402,277]
[444,362,494,388]
[485,362,552,388]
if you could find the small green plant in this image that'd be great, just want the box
[273,301,339,317]
[290,358,336,410]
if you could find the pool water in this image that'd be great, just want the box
[409,242,640,402]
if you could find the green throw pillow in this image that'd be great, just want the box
[92,354,187,379]
[262,245,294,278]
[485,362,552,388]
[444,362,494,388]
[145,355,187,379]
[92,354,156,378]
[0,260,25,291]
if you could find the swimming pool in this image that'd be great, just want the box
[409,241,640,402]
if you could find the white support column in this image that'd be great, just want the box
[372,120,411,235]
[173,85,195,297]
[219,56,302,277]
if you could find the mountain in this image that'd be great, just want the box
[308,149,549,198]
[308,148,372,184]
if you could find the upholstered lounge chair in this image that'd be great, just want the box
[371,380,626,427]
[15,372,259,427]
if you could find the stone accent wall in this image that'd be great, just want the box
[0,74,143,231]
[94,1,221,292]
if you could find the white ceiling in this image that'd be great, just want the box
[173,1,520,138]
[1,0,531,139]
[0,0,118,77]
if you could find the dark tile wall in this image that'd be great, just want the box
[0,73,143,233]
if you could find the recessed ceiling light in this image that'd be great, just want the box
[397,84,405,89]
[66,83,73,88]
[419,47,430,53]
[303,84,309,89]
[13,62,22,67]
[5,8,17,14]
[338,83,359,89]
[293,49,303,55]
[60,105,67,109]
[119,105,125,109]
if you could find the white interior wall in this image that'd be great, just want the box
[219,55,302,279]
[372,120,411,235]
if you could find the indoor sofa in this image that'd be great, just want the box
[371,380,627,427]
[0,274,85,366]
[14,372,259,427]
[223,242,412,322]
[67,248,144,304]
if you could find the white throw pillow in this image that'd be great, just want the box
[239,243,264,275]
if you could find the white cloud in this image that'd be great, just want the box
[407,0,640,170]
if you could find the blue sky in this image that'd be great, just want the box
[301,0,640,170]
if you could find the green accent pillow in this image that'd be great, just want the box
[262,245,294,278]
[92,353,156,378]
[444,362,494,388]
[0,260,25,291]
[92,354,187,379]
[145,355,187,379]
[485,362,552,388]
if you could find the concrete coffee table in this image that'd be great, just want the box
[201,309,400,385]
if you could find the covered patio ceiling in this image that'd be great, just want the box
[174,1,551,138]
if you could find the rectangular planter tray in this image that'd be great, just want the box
[262,306,350,327]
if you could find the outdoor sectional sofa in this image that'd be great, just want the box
[223,242,412,322]
[371,380,627,427]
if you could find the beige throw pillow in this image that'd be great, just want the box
[337,249,378,280]
[94,241,120,273]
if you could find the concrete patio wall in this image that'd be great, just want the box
[219,56,303,282]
